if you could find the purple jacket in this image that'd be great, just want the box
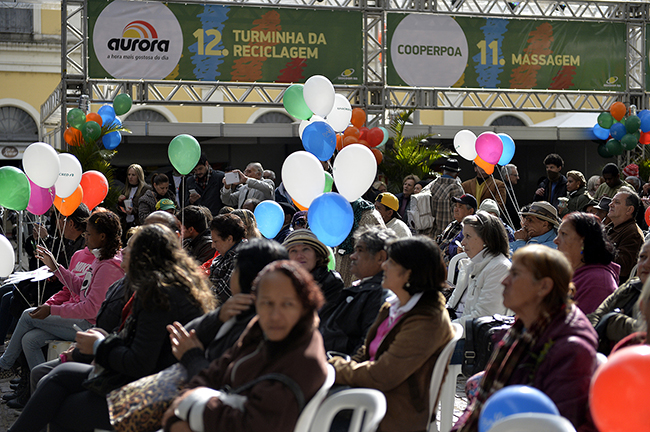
[572,262,620,315]
[507,305,598,431]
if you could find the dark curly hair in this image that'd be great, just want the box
[563,212,615,265]
[88,211,122,261]
[252,260,324,312]
[127,224,215,312]
[387,236,446,295]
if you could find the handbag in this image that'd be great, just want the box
[462,314,515,377]
[107,363,188,432]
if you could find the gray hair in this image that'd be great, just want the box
[247,162,264,175]
[354,226,398,255]
[501,164,517,177]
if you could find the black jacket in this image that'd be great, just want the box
[183,230,214,264]
[312,266,344,306]
[184,169,225,216]
[533,175,568,208]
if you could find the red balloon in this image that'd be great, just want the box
[371,148,383,165]
[86,112,103,127]
[80,171,109,210]
[359,127,369,141]
[645,207,650,227]
[53,185,83,217]
[367,127,384,147]
[351,108,366,129]
[640,132,650,145]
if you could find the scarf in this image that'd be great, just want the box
[194,168,211,190]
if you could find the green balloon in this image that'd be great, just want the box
[168,134,201,175]
[597,144,613,158]
[634,130,641,140]
[625,115,641,133]
[323,171,333,193]
[0,167,30,211]
[283,84,313,121]
[67,108,86,129]
[327,246,336,271]
[113,93,133,116]
[621,133,638,150]
[81,121,102,142]
[605,138,624,156]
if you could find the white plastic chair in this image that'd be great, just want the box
[487,413,577,432]
[309,389,387,432]
[447,253,468,286]
[294,363,336,432]
[428,322,464,432]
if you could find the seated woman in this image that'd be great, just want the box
[167,238,288,379]
[554,212,619,314]
[452,245,598,432]
[0,211,124,372]
[8,224,215,432]
[209,214,246,303]
[139,173,178,223]
[231,208,262,239]
[329,236,455,432]
[162,260,328,432]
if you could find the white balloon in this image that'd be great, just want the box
[303,75,336,117]
[0,235,14,277]
[281,151,326,208]
[22,142,61,188]
[299,115,324,139]
[454,130,478,161]
[325,94,352,132]
[55,153,83,199]
[333,144,377,202]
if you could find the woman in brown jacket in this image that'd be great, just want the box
[330,236,455,432]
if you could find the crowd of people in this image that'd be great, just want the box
[0,151,647,432]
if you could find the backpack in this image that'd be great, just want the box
[407,189,435,232]
[462,314,515,377]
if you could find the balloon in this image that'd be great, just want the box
[85,112,103,127]
[638,109,650,121]
[79,171,109,210]
[308,193,354,247]
[358,139,370,148]
[479,386,559,432]
[323,172,333,193]
[66,108,86,129]
[350,108,366,129]
[605,138,624,156]
[282,151,326,208]
[592,124,610,141]
[333,144,377,202]
[343,126,360,139]
[474,155,495,175]
[646,206,650,226]
[327,247,336,271]
[299,115,325,139]
[168,134,201,175]
[110,117,122,129]
[641,131,650,145]
[0,166,30,211]
[325,94,352,132]
[26,178,55,215]
[621,133,638,151]
[358,127,369,141]
[103,131,121,150]
[597,143,613,158]
[302,121,337,161]
[55,153,82,199]
[641,114,650,133]
[497,133,515,165]
[303,75,335,117]
[371,148,383,165]
[53,185,83,217]
[342,136,358,147]
[379,127,389,146]
[23,142,60,188]
[336,134,343,151]
[113,93,133,116]
[64,127,82,146]
[292,197,308,211]
[610,122,627,141]
[597,112,614,129]
[610,102,627,121]
[283,84,313,121]
[80,121,102,142]
[475,132,503,165]
[590,345,650,432]
[0,235,14,277]
[454,130,477,161]
[254,200,285,239]
[98,105,116,127]
[367,127,385,148]
[625,115,641,133]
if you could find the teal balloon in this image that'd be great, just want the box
[597,112,614,129]
[625,115,641,133]
[605,138,624,156]
[283,84,313,121]
[324,172,333,193]
[67,108,86,129]
[0,167,30,211]
[113,94,132,116]
[81,121,102,142]
[168,134,201,175]
[597,143,613,158]
[621,133,638,150]
[379,127,389,146]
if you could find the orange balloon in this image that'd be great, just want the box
[474,155,495,175]
[292,197,308,211]
[80,171,109,210]
[358,139,370,148]
[610,102,627,122]
[342,136,358,147]
[371,148,383,165]
[336,134,343,151]
[343,126,360,139]
[351,108,366,129]
[85,113,103,127]
[53,185,83,216]
[64,127,83,146]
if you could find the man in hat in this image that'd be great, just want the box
[587,197,612,224]
[155,198,177,215]
[607,189,645,283]
[437,194,477,263]
[374,192,412,239]
[510,201,560,253]
[422,158,465,238]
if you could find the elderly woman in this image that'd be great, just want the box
[453,245,598,432]
[162,260,328,432]
[330,236,454,432]
[562,170,592,217]
[554,212,619,314]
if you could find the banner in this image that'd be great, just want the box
[387,14,626,91]
[88,0,363,84]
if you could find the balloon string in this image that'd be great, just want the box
[493,168,523,227]
[180,176,185,245]
[483,174,514,228]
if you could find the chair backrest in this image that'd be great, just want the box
[294,364,336,432]
[487,413,576,432]
[309,389,387,432]
[447,252,468,286]
[428,322,464,430]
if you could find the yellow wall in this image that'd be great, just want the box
[41,9,61,35]
[0,71,60,115]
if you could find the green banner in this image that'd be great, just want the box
[387,14,626,91]
[88,0,363,84]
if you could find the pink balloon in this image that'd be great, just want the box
[26,178,55,215]
[475,132,504,165]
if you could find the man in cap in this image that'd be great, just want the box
[423,158,464,238]
[437,194,477,263]
[607,189,645,283]
[374,192,412,239]
[587,197,612,224]
[510,201,560,253]
[155,198,176,215]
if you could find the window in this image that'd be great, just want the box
[0,106,38,142]
[490,115,526,127]
[254,112,293,124]
[0,5,33,34]
[123,109,169,122]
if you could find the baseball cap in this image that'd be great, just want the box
[156,198,176,211]
[452,194,477,211]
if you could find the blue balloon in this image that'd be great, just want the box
[479,385,560,432]
[254,200,285,239]
[98,105,116,127]
[308,193,354,247]
[641,114,650,133]
[592,124,610,141]
[638,109,650,122]
[103,131,121,150]
[497,133,515,165]
[302,121,337,161]
[610,122,627,140]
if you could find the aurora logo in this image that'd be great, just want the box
[107,20,170,52]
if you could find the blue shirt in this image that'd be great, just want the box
[510,229,557,254]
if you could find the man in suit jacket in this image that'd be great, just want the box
[462,163,507,216]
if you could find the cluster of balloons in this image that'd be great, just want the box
[453,130,516,175]
[338,110,388,165]
[593,102,650,158]
[479,385,559,432]
[64,93,133,150]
